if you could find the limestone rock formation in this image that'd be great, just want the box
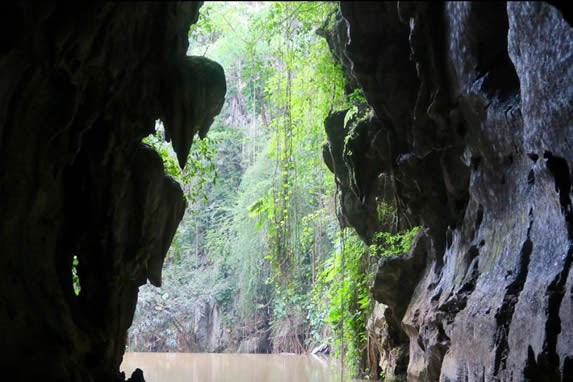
[324,2,572,380]
[162,55,226,169]
[191,300,228,353]
[0,2,225,381]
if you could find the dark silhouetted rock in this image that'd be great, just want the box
[126,368,145,382]
[311,343,331,355]
[0,2,224,381]
[162,55,226,168]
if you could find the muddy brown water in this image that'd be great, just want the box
[121,352,370,382]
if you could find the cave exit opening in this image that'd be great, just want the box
[126,1,378,380]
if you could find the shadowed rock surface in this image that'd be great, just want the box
[323,1,572,380]
[0,2,225,381]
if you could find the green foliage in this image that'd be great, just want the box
[369,226,421,258]
[142,128,180,179]
[309,225,420,376]
[308,225,420,376]
[72,255,80,296]
[348,88,368,106]
[226,151,274,319]
[142,123,217,206]
[312,228,371,376]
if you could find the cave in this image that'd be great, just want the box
[1,1,572,381]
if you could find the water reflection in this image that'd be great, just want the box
[121,352,367,382]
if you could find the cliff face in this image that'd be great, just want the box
[324,2,572,380]
[0,2,225,381]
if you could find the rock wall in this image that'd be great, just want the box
[0,2,225,381]
[324,2,572,380]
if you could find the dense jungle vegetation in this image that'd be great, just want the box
[126,2,418,378]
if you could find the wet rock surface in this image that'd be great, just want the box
[0,2,225,381]
[325,1,572,380]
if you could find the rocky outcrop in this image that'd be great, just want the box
[323,106,387,242]
[128,296,232,353]
[185,299,229,353]
[0,2,225,381]
[367,303,408,382]
[324,2,572,380]
[237,334,271,354]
